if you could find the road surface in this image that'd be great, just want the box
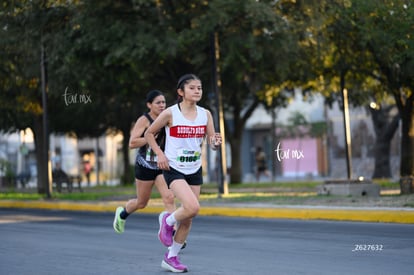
[0,208,413,274]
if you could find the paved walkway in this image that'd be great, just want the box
[1,199,414,224]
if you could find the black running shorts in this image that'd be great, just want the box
[135,163,163,181]
[163,167,203,188]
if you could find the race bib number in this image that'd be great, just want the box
[176,149,201,163]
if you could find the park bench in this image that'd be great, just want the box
[52,168,82,193]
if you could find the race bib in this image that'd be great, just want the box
[175,149,201,164]
[145,147,158,162]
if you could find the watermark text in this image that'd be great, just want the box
[275,142,305,162]
[63,87,92,106]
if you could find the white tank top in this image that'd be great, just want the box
[165,104,207,175]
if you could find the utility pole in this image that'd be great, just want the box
[95,137,100,186]
[271,108,277,181]
[341,86,353,180]
[41,43,51,198]
[210,32,228,196]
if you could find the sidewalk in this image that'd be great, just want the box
[1,198,414,224]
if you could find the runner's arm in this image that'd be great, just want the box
[144,109,171,170]
[129,116,149,149]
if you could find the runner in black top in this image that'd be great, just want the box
[113,90,175,234]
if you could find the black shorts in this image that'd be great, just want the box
[135,163,163,181]
[163,167,203,188]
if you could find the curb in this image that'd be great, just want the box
[199,206,414,224]
[1,200,414,224]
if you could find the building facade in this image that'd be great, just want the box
[242,90,401,182]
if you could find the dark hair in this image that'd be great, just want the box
[146,90,163,103]
[176,74,201,90]
[176,74,201,103]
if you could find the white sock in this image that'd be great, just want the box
[166,213,177,226]
[168,241,183,258]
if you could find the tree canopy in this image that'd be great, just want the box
[0,0,413,193]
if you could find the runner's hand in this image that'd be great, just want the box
[212,133,222,149]
[156,153,170,170]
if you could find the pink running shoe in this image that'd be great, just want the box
[158,212,174,247]
[161,252,188,273]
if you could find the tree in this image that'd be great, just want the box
[0,1,73,194]
[47,0,175,184]
[116,0,298,184]
[188,0,298,183]
[354,0,414,182]
[321,0,403,179]
[369,103,400,178]
[280,0,411,184]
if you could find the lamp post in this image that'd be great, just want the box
[210,32,228,196]
[341,88,353,179]
[41,43,51,198]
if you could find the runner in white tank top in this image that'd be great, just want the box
[164,103,207,175]
[145,74,222,273]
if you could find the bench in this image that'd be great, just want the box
[52,169,82,193]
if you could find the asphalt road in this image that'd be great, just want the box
[0,208,413,275]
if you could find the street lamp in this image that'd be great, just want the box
[341,88,352,180]
[210,32,228,196]
[41,43,51,198]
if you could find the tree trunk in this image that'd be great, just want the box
[399,95,414,177]
[372,141,392,178]
[228,102,244,184]
[33,115,49,195]
[370,107,399,179]
[228,96,259,184]
[230,138,242,183]
[121,126,131,185]
[396,93,414,194]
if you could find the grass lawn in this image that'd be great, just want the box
[0,180,402,205]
